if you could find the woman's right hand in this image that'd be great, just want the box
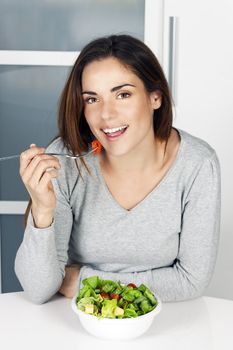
[19,144,61,227]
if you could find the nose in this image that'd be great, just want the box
[100,100,116,121]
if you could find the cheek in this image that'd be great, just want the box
[83,106,99,126]
[127,101,153,124]
[119,102,142,121]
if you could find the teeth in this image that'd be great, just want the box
[103,125,128,134]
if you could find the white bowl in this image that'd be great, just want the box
[71,292,162,340]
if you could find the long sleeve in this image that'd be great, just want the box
[14,148,74,304]
[77,152,221,302]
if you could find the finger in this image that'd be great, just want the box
[37,169,59,192]
[28,158,61,187]
[20,146,45,175]
[23,154,60,183]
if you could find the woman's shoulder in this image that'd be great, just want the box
[176,128,220,194]
[44,136,96,179]
[45,137,96,162]
[45,136,68,153]
[177,128,217,163]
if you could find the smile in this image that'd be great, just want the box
[102,125,128,134]
[101,125,129,140]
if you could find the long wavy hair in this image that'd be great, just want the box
[24,34,173,226]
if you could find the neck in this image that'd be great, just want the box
[99,132,167,176]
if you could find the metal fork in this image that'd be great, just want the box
[0,147,97,162]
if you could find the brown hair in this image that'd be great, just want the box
[24,34,173,227]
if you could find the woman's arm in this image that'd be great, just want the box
[14,141,74,304]
[58,264,80,298]
[14,190,73,304]
[76,152,221,302]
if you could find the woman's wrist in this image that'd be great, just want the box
[59,265,80,298]
[31,205,54,229]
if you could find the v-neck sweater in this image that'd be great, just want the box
[14,128,221,304]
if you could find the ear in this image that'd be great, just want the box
[150,90,162,110]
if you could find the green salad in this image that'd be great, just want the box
[76,275,158,319]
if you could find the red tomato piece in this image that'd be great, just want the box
[91,139,102,155]
[100,291,110,299]
[110,293,120,300]
[127,283,137,288]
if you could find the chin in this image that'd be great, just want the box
[104,144,134,158]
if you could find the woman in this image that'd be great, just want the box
[15,34,221,304]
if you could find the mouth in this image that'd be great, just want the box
[101,125,129,140]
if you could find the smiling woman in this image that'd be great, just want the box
[81,57,163,161]
[82,81,133,141]
[55,34,172,170]
[14,34,221,305]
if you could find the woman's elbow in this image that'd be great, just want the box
[20,284,58,305]
[180,278,210,301]
[26,293,50,305]
[14,261,59,305]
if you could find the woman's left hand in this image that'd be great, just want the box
[58,264,80,298]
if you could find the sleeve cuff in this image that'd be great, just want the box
[27,209,55,231]
[22,210,55,246]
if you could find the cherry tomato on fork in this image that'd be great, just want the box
[91,139,102,155]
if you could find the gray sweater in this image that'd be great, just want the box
[14,128,221,304]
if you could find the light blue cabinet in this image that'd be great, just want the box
[0,65,70,292]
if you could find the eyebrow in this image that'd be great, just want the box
[81,83,136,95]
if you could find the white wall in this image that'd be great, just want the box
[163,0,233,300]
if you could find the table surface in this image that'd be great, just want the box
[0,292,232,350]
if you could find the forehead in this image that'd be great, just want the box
[81,57,142,89]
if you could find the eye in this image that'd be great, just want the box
[117,92,131,99]
[84,97,98,104]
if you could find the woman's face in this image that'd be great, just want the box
[81,57,161,157]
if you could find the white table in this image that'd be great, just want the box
[0,292,232,349]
